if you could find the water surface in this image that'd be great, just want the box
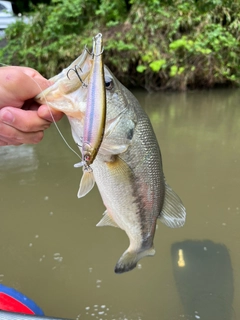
[0,88,240,320]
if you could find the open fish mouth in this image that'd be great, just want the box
[35,46,93,118]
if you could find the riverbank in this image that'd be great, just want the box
[1,0,240,91]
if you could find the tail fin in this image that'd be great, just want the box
[114,247,155,274]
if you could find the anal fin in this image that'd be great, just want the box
[100,143,129,155]
[96,210,119,228]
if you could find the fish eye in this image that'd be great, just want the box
[105,76,114,90]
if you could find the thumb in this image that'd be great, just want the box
[0,67,50,109]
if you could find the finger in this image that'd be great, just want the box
[0,67,50,108]
[22,100,40,111]
[0,138,23,146]
[0,107,51,132]
[38,105,64,122]
[0,122,44,145]
[0,139,9,146]
[15,66,51,90]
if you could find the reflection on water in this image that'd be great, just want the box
[0,145,38,174]
[0,145,39,186]
[0,88,240,320]
[172,240,234,320]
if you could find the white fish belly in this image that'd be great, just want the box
[92,155,156,252]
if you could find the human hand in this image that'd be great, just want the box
[0,66,64,146]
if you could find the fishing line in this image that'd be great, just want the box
[31,77,82,161]
[0,62,82,161]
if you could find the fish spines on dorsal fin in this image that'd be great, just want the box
[114,247,155,274]
[158,181,186,228]
[96,210,120,228]
[77,168,95,198]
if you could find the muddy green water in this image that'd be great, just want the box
[0,88,240,320]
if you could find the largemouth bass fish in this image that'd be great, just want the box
[36,37,186,274]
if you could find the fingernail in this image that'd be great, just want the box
[39,105,54,121]
[1,110,14,124]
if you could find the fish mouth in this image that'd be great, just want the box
[35,48,93,117]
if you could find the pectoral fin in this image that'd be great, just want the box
[96,210,119,228]
[77,169,95,198]
[99,116,135,156]
[100,143,129,155]
[158,181,186,228]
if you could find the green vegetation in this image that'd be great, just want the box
[12,0,51,15]
[1,0,240,90]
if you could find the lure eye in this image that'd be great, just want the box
[105,76,114,90]
[84,154,91,162]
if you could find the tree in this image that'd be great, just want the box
[12,0,51,14]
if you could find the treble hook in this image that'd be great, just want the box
[94,47,104,57]
[85,44,104,58]
[67,65,87,87]
[84,44,92,57]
